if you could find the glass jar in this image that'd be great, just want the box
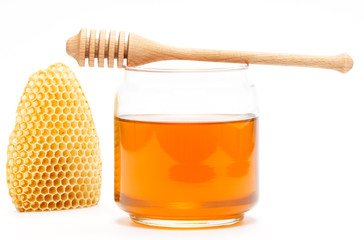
[114,62,258,228]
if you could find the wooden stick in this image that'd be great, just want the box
[66,28,353,73]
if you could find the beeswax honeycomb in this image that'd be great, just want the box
[7,63,102,212]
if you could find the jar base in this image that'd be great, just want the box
[130,214,244,229]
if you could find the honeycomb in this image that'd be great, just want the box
[7,63,102,212]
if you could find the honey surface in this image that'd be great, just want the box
[114,114,257,219]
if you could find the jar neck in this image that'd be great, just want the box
[117,65,257,116]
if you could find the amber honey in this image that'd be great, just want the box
[114,114,257,221]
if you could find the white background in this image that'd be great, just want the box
[0,0,363,239]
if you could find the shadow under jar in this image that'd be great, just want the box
[114,62,258,228]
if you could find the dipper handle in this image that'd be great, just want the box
[66,29,353,73]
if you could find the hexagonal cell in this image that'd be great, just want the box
[31,201,40,209]
[84,178,91,185]
[62,105,70,114]
[72,185,80,192]
[48,201,56,209]
[15,187,23,194]
[15,172,23,179]
[65,142,73,150]
[65,185,72,193]
[69,178,76,185]
[44,78,51,85]
[64,200,71,208]
[74,129,81,136]
[19,164,28,172]
[66,114,74,121]
[41,86,49,94]
[65,171,73,178]
[77,164,83,171]
[46,180,53,187]
[33,158,41,166]
[48,157,56,165]
[40,201,48,210]
[51,100,58,107]
[44,166,52,173]
[48,171,56,180]
[50,115,57,122]
[87,129,93,135]
[66,157,73,164]
[71,150,78,157]
[37,179,45,187]
[41,128,50,135]
[54,150,62,158]
[46,151,54,158]
[52,165,61,172]
[44,194,52,202]
[55,201,63,209]
[50,85,58,93]
[28,194,36,202]
[36,92,45,100]
[55,107,62,114]
[44,136,54,144]
[41,143,49,151]
[57,85,65,92]
[61,164,68,172]
[57,171,65,179]
[46,122,54,129]
[33,144,41,151]
[54,121,62,128]
[41,187,49,194]
[52,178,60,187]
[62,92,69,99]
[36,195,44,202]
[49,143,57,151]
[77,178,83,185]
[57,186,65,194]
[33,173,41,180]
[41,172,49,180]
[85,150,91,157]
[53,136,61,143]
[62,150,71,157]
[50,128,58,135]
[54,93,62,100]
[72,199,79,207]
[66,129,73,135]
[70,136,77,142]
[42,99,50,108]
[62,121,70,128]
[23,201,31,209]
[61,178,69,186]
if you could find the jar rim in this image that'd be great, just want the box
[125,63,249,73]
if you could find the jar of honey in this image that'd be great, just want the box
[114,62,258,228]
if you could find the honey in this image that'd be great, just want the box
[114,114,257,220]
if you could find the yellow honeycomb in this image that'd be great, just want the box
[7,63,102,212]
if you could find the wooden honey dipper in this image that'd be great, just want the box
[66,28,353,73]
